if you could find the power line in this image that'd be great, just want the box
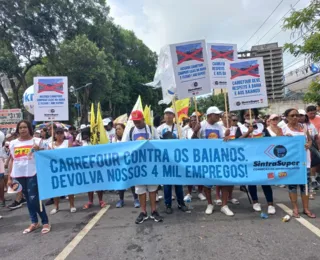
[256,0,301,44]
[284,57,306,70]
[240,0,285,50]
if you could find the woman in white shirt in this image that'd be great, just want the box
[7,120,50,234]
[282,108,315,218]
[48,128,75,214]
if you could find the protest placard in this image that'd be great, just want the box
[0,109,22,128]
[226,57,268,111]
[207,43,237,89]
[170,40,211,99]
[36,136,306,200]
[33,76,69,121]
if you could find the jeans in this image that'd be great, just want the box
[16,175,49,225]
[164,185,184,206]
[248,185,273,203]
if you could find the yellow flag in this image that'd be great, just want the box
[143,105,151,126]
[90,103,97,145]
[96,102,109,144]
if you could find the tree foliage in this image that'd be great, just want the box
[0,0,160,124]
[190,94,226,114]
[283,0,320,103]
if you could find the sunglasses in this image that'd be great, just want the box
[232,119,238,122]
[289,114,299,118]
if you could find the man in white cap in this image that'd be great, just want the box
[192,106,234,216]
[157,108,188,214]
[103,118,115,143]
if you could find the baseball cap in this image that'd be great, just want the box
[131,110,144,121]
[80,124,86,130]
[269,114,280,120]
[164,108,175,114]
[298,109,306,115]
[36,130,41,134]
[206,106,223,115]
[103,118,111,126]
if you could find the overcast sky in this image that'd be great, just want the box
[108,0,311,74]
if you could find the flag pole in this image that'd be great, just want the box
[223,89,229,128]
[193,97,199,123]
[172,96,183,139]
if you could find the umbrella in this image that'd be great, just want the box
[35,122,70,130]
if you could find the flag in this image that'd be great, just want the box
[145,45,176,105]
[114,113,128,125]
[143,105,151,126]
[122,96,143,141]
[90,103,97,145]
[96,102,109,144]
[172,98,190,123]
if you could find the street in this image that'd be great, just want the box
[1,187,320,260]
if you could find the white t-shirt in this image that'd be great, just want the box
[122,125,159,142]
[222,125,238,139]
[157,123,181,139]
[10,137,42,178]
[305,123,318,139]
[239,123,264,138]
[107,128,116,143]
[49,140,69,149]
[199,121,224,139]
[282,124,310,168]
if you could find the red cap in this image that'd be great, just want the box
[131,110,144,120]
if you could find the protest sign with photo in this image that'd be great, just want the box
[33,76,69,121]
[207,43,237,89]
[170,40,211,99]
[226,57,268,111]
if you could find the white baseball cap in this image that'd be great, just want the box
[298,109,306,115]
[206,106,223,115]
[103,118,111,126]
[164,108,175,114]
[80,124,86,130]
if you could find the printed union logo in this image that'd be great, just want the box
[49,109,55,113]
[236,101,241,106]
[264,145,287,159]
[278,172,287,178]
[268,173,274,179]
[193,82,198,87]
[215,81,219,85]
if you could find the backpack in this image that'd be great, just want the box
[161,124,176,139]
[129,125,153,141]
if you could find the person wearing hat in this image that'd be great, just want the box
[265,114,283,137]
[122,110,163,224]
[103,118,115,143]
[157,108,188,214]
[193,106,235,216]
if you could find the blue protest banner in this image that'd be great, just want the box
[35,136,307,200]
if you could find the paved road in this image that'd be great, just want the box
[1,187,320,260]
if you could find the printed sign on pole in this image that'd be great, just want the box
[207,43,237,89]
[33,77,69,121]
[226,57,268,111]
[170,40,211,99]
[0,109,22,128]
